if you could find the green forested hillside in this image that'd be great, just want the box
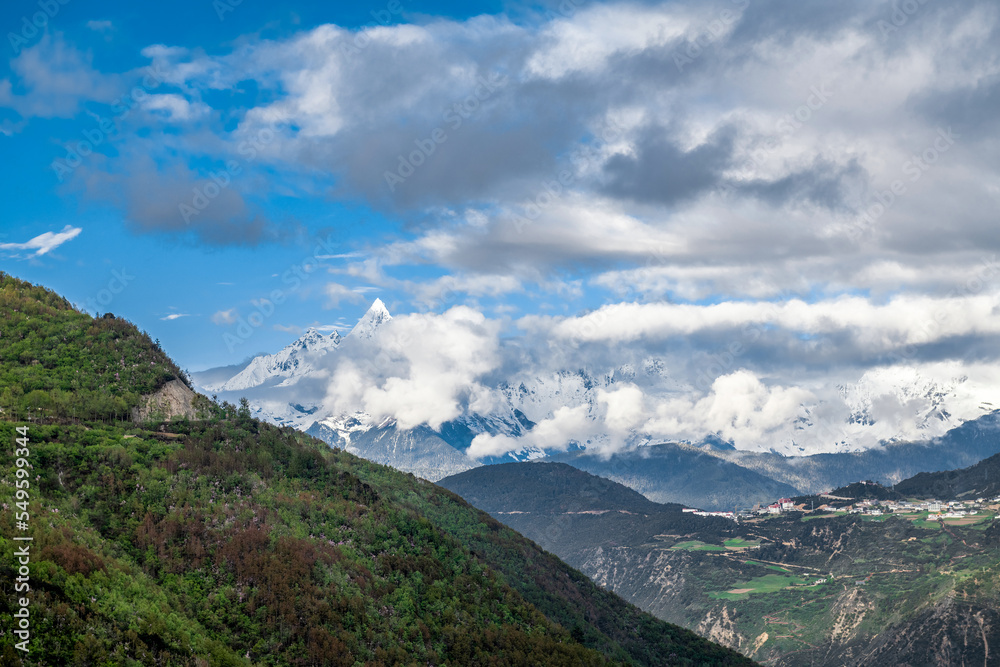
[894,451,1000,499]
[0,273,753,666]
[0,273,189,423]
[351,461,741,666]
[439,462,671,514]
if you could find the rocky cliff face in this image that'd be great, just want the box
[578,546,693,624]
[696,605,746,655]
[131,379,198,422]
[831,595,998,667]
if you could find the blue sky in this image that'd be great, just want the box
[0,0,577,369]
[3,0,1000,453]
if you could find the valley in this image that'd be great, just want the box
[440,462,1000,665]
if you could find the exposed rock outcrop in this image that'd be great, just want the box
[132,379,198,423]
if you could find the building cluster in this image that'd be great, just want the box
[758,495,1000,519]
[763,498,796,515]
[684,495,1000,522]
[682,508,737,520]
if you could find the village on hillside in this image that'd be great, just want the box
[685,488,1000,524]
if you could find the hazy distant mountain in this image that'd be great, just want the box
[194,301,393,394]
[192,299,394,430]
[894,449,1000,500]
[541,443,800,511]
[438,461,732,566]
[193,300,1000,502]
[558,412,1000,509]
[206,327,342,392]
[706,410,1000,494]
[307,418,479,481]
[439,461,672,515]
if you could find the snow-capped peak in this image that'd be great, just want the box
[208,327,342,392]
[350,298,392,340]
[296,327,341,351]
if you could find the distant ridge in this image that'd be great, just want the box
[439,461,674,515]
[894,451,1000,500]
[199,298,392,393]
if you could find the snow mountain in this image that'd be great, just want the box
[350,298,392,340]
[194,298,997,486]
[198,299,394,394]
[206,328,342,393]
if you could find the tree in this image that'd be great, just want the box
[238,397,252,422]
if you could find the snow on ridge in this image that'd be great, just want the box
[212,327,342,392]
[350,298,393,340]
[205,299,394,393]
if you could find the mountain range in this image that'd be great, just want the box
[193,300,1000,511]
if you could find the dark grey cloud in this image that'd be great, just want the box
[875,334,1000,367]
[912,74,1000,136]
[75,152,293,246]
[327,113,567,210]
[735,158,868,212]
[600,124,736,206]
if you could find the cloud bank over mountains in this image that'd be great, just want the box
[205,297,1000,459]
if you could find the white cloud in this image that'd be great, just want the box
[469,384,652,459]
[645,371,815,450]
[323,306,500,429]
[0,225,82,258]
[469,404,593,459]
[211,309,238,325]
[160,313,191,321]
[409,273,523,307]
[527,293,1000,352]
[142,94,209,121]
[526,4,691,79]
[323,282,368,307]
[0,35,118,119]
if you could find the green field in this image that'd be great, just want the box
[670,540,726,551]
[742,560,791,573]
[912,514,945,529]
[709,573,812,600]
[723,537,760,549]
